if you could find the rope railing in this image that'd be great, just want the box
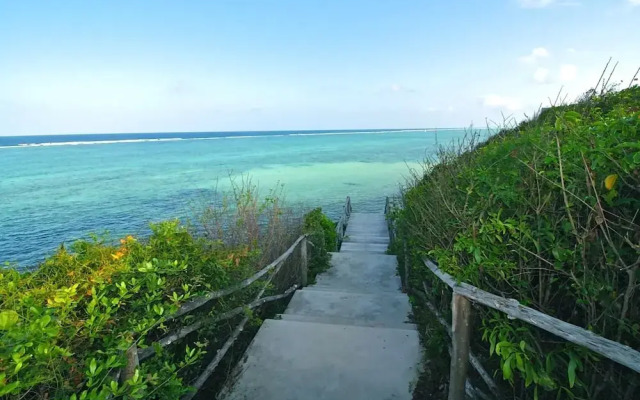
[118,234,310,397]
[384,197,640,400]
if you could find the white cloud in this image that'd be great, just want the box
[560,64,578,81]
[520,47,550,63]
[629,0,640,6]
[483,94,522,111]
[518,0,555,7]
[567,47,577,53]
[388,83,417,94]
[533,67,551,83]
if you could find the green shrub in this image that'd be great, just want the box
[302,208,336,282]
[393,85,640,399]
[0,181,306,400]
[0,223,222,399]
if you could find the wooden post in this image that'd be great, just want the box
[448,294,471,400]
[120,343,139,384]
[403,241,409,292]
[300,236,308,287]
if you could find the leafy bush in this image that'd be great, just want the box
[0,223,220,399]
[303,208,336,282]
[393,85,640,399]
[0,181,307,400]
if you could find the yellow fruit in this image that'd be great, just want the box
[604,174,618,190]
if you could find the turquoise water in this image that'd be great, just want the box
[0,129,477,268]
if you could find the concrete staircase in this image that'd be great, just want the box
[220,212,420,400]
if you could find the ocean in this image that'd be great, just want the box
[0,128,481,268]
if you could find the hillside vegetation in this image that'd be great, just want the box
[0,183,335,400]
[393,85,640,399]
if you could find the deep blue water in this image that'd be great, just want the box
[0,128,483,268]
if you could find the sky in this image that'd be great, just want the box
[0,0,639,136]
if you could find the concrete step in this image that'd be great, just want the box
[340,242,388,254]
[344,234,389,244]
[348,212,387,223]
[346,228,388,237]
[345,213,388,237]
[298,286,397,295]
[277,313,417,330]
[346,221,387,229]
[221,319,420,400]
[314,252,401,293]
[284,289,413,328]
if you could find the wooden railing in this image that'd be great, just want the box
[384,197,640,400]
[119,234,309,400]
[335,196,352,250]
[384,196,396,244]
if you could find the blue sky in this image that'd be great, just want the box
[1,0,639,135]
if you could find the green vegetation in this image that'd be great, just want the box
[0,181,333,400]
[303,208,337,282]
[392,84,640,399]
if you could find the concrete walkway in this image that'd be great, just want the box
[221,212,420,400]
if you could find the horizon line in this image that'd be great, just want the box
[0,126,483,138]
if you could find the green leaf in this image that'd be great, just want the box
[473,247,482,263]
[496,340,511,356]
[516,353,525,372]
[502,357,513,380]
[0,381,20,396]
[525,363,534,387]
[554,118,564,131]
[0,310,19,330]
[89,358,97,375]
[546,353,555,374]
[564,111,582,125]
[568,357,577,388]
[14,361,23,373]
[40,314,51,327]
[153,304,164,316]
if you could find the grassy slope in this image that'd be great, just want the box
[395,86,640,399]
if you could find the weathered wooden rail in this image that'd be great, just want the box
[119,233,310,399]
[335,196,352,249]
[385,197,640,400]
[384,196,395,244]
[119,196,353,399]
